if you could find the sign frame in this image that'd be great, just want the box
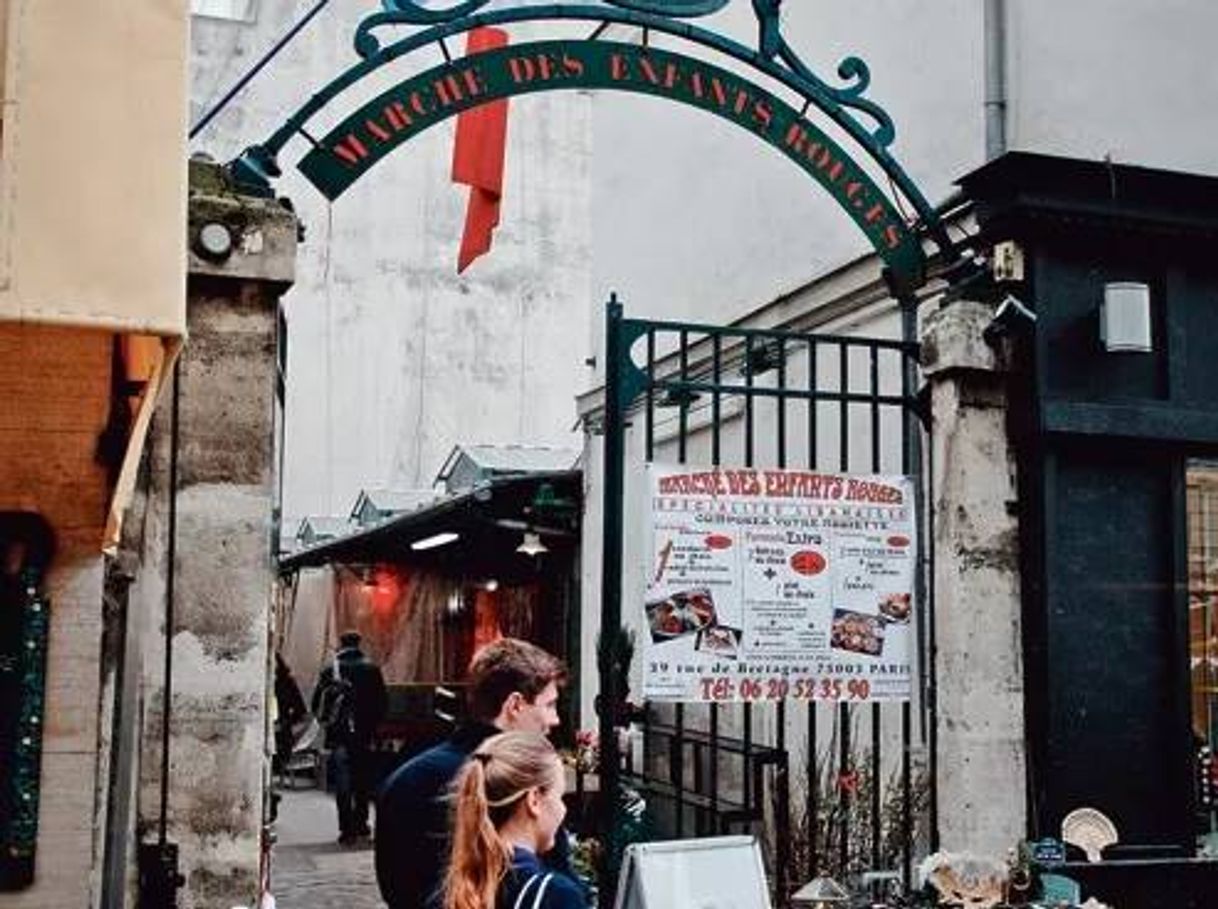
[612,835,773,909]
[641,462,918,705]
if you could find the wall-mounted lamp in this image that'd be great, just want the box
[790,875,850,909]
[740,341,784,377]
[516,532,548,557]
[656,386,701,408]
[982,294,1037,346]
[195,222,234,262]
[1100,282,1152,353]
[411,531,460,551]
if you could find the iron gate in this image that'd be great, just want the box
[597,296,936,903]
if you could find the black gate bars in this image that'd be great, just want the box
[596,297,936,903]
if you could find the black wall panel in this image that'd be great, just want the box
[1042,449,1189,844]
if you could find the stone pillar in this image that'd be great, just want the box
[921,300,1026,856]
[133,162,297,909]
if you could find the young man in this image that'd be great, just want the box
[375,638,566,909]
[312,630,388,844]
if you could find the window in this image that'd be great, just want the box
[1188,461,1218,847]
[191,0,257,23]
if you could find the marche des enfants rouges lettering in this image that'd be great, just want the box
[304,40,912,258]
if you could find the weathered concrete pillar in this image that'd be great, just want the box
[921,299,1026,856]
[132,162,297,909]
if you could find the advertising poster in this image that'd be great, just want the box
[642,463,917,703]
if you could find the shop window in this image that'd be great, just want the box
[1188,461,1218,848]
[191,0,257,22]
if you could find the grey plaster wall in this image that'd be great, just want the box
[190,4,594,525]
[1006,0,1218,176]
[590,1,984,330]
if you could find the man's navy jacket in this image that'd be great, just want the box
[375,723,495,909]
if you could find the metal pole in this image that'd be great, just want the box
[160,359,181,845]
[901,297,938,853]
[598,295,626,902]
[139,359,184,909]
[983,0,1008,160]
[899,299,924,882]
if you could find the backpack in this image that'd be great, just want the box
[315,658,355,741]
[512,873,553,909]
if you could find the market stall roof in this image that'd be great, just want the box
[277,470,581,579]
[349,488,442,526]
[435,444,581,493]
[296,515,356,543]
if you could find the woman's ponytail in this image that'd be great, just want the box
[445,757,509,909]
[443,733,560,909]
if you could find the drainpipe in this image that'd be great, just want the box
[984,0,1008,160]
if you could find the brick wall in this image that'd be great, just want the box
[0,322,112,908]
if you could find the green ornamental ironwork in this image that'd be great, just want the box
[230,0,963,293]
[0,573,50,891]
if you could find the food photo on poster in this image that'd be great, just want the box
[641,463,917,704]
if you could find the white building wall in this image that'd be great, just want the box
[1006,0,1218,177]
[190,3,594,522]
[591,1,984,331]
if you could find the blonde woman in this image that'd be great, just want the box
[445,732,587,909]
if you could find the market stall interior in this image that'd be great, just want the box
[275,470,582,770]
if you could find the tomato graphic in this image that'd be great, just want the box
[789,550,826,576]
[705,534,733,550]
[887,535,910,548]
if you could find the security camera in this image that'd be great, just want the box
[982,294,1037,346]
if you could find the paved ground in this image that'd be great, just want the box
[270,788,381,909]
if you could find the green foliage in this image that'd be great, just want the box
[786,741,932,885]
[596,625,636,676]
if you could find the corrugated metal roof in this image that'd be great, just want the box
[443,444,581,477]
[296,515,355,538]
[279,470,580,572]
[358,489,441,514]
[349,489,445,524]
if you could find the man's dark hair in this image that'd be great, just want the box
[338,629,362,649]
[467,638,566,722]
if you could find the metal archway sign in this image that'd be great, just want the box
[231,0,961,293]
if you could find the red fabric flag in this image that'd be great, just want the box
[452,27,510,273]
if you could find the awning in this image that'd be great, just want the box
[104,334,181,553]
[278,471,581,583]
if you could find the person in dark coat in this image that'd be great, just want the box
[375,638,570,909]
[273,652,307,776]
[444,732,586,909]
[312,630,387,844]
